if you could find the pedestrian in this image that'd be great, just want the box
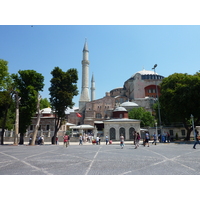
[63,134,69,147]
[144,132,149,147]
[133,131,136,145]
[158,133,161,143]
[56,136,58,145]
[193,130,200,149]
[79,135,83,145]
[105,135,109,145]
[29,136,32,145]
[96,136,99,145]
[152,132,157,145]
[135,132,141,149]
[163,131,167,143]
[167,132,170,143]
[120,135,124,149]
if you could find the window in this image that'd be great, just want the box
[46,125,50,131]
[119,127,126,139]
[30,125,33,131]
[169,130,173,136]
[110,128,116,140]
[181,130,185,136]
[96,113,102,119]
[129,127,135,139]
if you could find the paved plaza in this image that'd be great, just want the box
[0,142,200,175]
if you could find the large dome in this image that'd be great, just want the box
[132,69,157,77]
[121,101,138,107]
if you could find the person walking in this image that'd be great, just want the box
[135,132,141,149]
[193,130,200,149]
[152,132,157,145]
[96,136,99,145]
[63,134,69,147]
[105,135,109,145]
[79,135,83,145]
[144,132,150,147]
[167,132,170,143]
[120,135,124,149]
[133,131,136,145]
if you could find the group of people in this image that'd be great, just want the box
[120,132,141,149]
[29,135,44,145]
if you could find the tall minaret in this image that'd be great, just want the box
[91,73,95,101]
[79,39,90,111]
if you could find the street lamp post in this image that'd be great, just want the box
[155,121,158,139]
[191,114,195,141]
[152,64,162,142]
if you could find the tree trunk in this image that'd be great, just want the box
[30,95,42,145]
[19,133,24,145]
[0,130,4,145]
[0,107,8,145]
[185,129,192,141]
[52,115,61,144]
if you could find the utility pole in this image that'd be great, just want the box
[152,64,162,142]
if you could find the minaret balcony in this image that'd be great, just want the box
[82,60,90,65]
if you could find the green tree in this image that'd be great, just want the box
[40,98,50,109]
[159,73,200,140]
[128,107,155,127]
[0,59,14,145]
[12,70,44,144]
[0,91,14,145]
[0,59,11,90]
[49,67,78,144]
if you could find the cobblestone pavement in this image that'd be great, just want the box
[0,142,199,175]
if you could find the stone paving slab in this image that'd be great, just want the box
[0,142,199,175]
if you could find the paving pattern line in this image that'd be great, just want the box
[143,147,199,173]
[0,151,53,175]
[119,146,200,175]
[85,146,102,175]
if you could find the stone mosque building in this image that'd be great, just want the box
[25,40,191,142]
[66,40,165,140]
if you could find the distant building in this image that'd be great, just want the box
[104,107,140,141]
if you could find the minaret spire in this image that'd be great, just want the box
[91,73,95,101]
[79,39,90,111]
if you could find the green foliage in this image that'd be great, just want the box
[159,72,200,140]
[0,59,11,90]
[128,107,155,127]
[0,91,15,129]
[12,70,44,138]
[49,67,78,117]
[40,98,50,109]
[160,73,200,123]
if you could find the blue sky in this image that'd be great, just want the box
[1,25,200,107]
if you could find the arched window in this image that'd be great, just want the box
[96,113,102,119]
[119,127,126,139]
[129,127,135,139]
[110,128,116,140]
